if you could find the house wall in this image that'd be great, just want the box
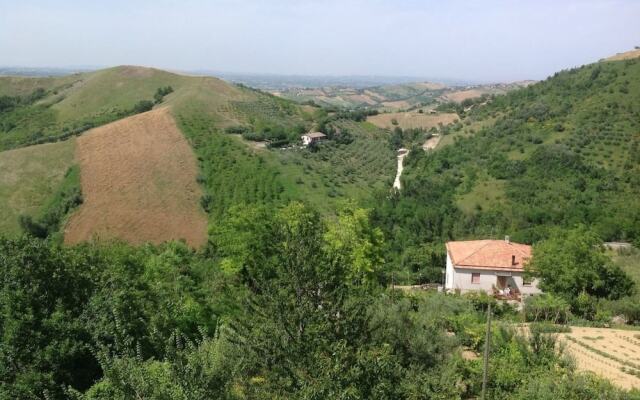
[445,258,541,296]
[518,275,542,296]
[451,267,496,293]
[445,254,454,290]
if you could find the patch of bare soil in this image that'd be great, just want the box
[381,100,411,109]
[346,94,377,105]
[64,107,207,247]
[443,89,483,103]
[461,348,480,360]
[422,134,441,150]
[367,112,458,130]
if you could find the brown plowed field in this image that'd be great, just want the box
[64,108,207,247]
[444,89,483,103]
[367,112,458,130]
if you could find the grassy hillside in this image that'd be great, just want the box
[0,139,76,235]
[51,66,192,122]
[0,65,398,241]
[0,67,172,150]
[0,66,255,151]
[177,112,395,220]
[0,73,81,97]
[375,57,640,282]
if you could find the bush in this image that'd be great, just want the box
[528,322,571,334]
[602,296,640,325]
[18,215,48,238]
[463,291,516,317]
[131,100,154,114]
[524,294,570,323]
[241,131,265,141]
[224,125,250,134]
[153,86,174,104]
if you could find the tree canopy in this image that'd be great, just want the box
[527,225,634,314]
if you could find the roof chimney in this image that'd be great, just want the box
[512,255,516,265]
[505,235,510,244]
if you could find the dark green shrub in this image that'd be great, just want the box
[131,100,154,114]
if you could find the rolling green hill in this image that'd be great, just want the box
[0,66,397,239]
[0,66,237,150]
[375,56,640,282]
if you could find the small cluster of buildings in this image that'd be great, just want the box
[444,237,541,300]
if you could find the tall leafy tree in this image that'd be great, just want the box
[0,238,101,399]
[526,225,634,310]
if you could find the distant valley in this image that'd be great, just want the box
[270,79,534,110]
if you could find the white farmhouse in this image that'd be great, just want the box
[444,237,541,300]
[301,132,327,146]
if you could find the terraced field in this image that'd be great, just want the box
[561,327,640,390]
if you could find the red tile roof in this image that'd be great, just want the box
[446,240,531,271]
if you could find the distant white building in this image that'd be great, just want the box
[444,237,541,300]
[301,132,327,146]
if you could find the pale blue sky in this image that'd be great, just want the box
[1,0,639,82]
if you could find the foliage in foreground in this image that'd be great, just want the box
[528,225,634,318]
[1,203,638,399]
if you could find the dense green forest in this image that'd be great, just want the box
[2,204,638,399]
[375,57,640,283]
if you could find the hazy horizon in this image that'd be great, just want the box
[1,0,639,82]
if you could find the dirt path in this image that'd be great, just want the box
[64,107,207,247]
[393,151,408,190]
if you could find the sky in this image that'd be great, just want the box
[1,0,639,82]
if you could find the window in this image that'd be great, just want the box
[471,273,481,284]
[523,276,532,286]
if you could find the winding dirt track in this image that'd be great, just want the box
[64,108,207,247]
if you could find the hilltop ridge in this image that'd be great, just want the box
[605,48,640,61]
